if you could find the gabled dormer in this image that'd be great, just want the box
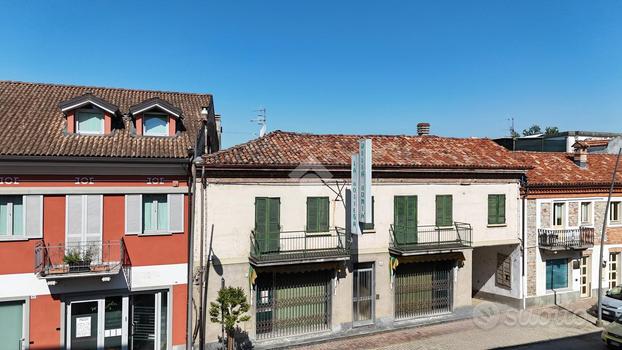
[59,93,120,135]
[129,97,183,137]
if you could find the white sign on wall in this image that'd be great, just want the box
[351,139,372,235]
[75,316,92,338]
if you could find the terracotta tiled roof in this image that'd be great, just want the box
[513,151,622,186]
[582,139,610,148]
[204,130,527,170]
[0,80,212,159]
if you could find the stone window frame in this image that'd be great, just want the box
[552,202,566,228]
[609,201,622,226]
[580,201,594,226]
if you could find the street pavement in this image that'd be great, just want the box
[293,298,609,350]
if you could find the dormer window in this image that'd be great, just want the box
[59,93,119,135]
[143,113,169,137]
[129,97,183,137]
[76,109,105,135]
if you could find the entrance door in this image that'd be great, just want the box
[353,263,374,325]
[68,297,128,350]
[0,301,24,350]
[68,300,100,350]
[580,256,592,298]
[255,197,280,253]
[130,291,168,350]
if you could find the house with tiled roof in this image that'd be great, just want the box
[0,80,220,350]
[195,126,528,347]
[514,145,622,309]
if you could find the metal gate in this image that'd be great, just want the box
[394,261,453,320]
[255,270,331,339]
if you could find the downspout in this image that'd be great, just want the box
[199,113,210,349]
[521,174,529,310]
[187,156,197,349]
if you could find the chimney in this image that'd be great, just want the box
[572,141,589,168]
[417,122,430,136]
[215,114,222,150]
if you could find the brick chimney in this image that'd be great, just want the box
[417,122,430,136]
[572,141,589,168]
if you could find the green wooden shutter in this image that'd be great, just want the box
[306,197,318,233]
[255,198,267,252]
[498,195,506,224]
[488,195,497,225]
[319,197,329,232]
[435,195,452,227]
[406,196,417,243]
[394,196,406,244]
[267,198,280,251]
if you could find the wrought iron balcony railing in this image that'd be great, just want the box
[389,222,472,254]
[250,227,350,265]
[538,227,594,250]
[35,239,129,279]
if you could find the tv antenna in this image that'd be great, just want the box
[251,108,267,137]
[507,116,517,138]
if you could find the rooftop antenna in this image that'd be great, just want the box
[507,116,517,138]
[251,108,267,137]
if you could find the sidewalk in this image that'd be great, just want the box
[291,298,603,350]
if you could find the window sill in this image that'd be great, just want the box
[305,232,332,237]
[0,236,39,242]
[487,224,507,228]
[362,229,376,234]
[126,231,182,236]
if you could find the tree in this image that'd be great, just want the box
[522,124,542,136]
[545,126,559,136]
[510,128,520,138]
[209,286,251,350]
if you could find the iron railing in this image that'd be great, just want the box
[538,227,594,250]
[389,222,472,253]
[35,239,128,278]
[250,227,350,264]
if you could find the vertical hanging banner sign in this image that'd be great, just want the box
[358,139,372,224]
[351,154,360,234]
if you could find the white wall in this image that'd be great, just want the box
[200,178,522,263]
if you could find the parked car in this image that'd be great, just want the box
[603,314,622,348]
[602,286,622,321]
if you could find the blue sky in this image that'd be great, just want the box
[1,1,621,148]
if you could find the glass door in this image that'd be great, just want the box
[130,291,168,350]
[353,263,374,326]
[68,300,100,350]
[0,301,24,350]
[68,297,129,350]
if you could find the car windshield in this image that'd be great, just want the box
[608,286,622,301]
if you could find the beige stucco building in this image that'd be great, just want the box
[192,130,528,348]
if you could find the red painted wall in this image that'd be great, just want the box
[104,112,112,134]
[29,295,62,349]
[172,284,187,346]
[0,196,64,274]
[66,112,75,134]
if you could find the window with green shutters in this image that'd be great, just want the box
[488,194,506,225]
[394,196,418,244]
[435,195,453,227]
[306,197,329,233]
[255,197,281,253]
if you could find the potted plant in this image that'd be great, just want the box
[63,248,93,272]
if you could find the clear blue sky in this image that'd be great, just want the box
[1,1,621,148]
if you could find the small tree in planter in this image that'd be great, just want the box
[209,286,251,350]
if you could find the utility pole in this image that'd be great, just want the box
[597,147,622,327]
[251,108,267,137]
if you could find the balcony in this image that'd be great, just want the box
[35,240,129,280]
[389,222,472,256]
[249,227,351,266]
[538,227,594,251]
